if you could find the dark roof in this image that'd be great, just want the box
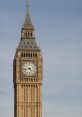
[18,39,40,51]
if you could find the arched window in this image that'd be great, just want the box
[24,32,27,37]
[21,53,23,57]
[35,53,37,57]
[24,53,25,57]
[26,33,27,37]
[31,33,32,37]
[28,53,30,57]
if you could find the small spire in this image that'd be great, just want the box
[23,0,34,29]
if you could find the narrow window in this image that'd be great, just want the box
[31,33,32,37]
[21,53,23,57]
[35,53,37,57]
[24,53,25,57]
[28,53,30,57]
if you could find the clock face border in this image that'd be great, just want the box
[21,60,37,77]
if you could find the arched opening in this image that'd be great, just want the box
[31,33,33,37]
[24,53,25,57]
[28,53,30,57]
[21,53,23,57]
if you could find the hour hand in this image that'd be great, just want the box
[28,67,31,71]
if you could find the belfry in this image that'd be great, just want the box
[13,1,43,117]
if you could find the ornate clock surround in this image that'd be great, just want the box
[21,59,38,77]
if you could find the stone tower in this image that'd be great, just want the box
[13,1,43,117]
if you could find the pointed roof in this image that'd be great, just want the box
[23,3,34,29]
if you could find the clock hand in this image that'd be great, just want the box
[28,67,31,71]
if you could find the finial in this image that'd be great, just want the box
[26,0,29,10]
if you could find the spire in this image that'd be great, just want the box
[23,0,34,29]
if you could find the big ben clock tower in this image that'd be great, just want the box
[13,1,43,117]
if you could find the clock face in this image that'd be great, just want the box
[22,62,37,76]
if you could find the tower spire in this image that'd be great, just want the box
[26,0,29,13]
[23,0,34,29]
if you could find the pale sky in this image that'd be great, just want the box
[0,0,82,117]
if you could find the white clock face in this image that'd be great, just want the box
[22,62,37,76]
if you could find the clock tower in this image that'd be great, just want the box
[13,1,43,117]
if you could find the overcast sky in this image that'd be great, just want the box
[0,0,82,117]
